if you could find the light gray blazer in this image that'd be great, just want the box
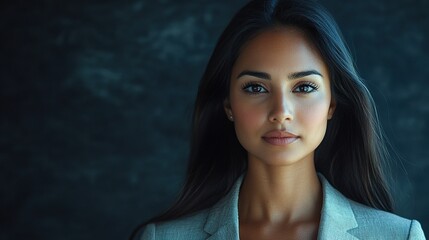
[141,175,426,239]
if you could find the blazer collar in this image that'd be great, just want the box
[203,175,243,240]
[317,174,359,239]
[203,174,359,240]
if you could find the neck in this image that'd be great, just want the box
[238,156,322,224]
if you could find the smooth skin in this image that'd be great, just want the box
[224,27,336,240]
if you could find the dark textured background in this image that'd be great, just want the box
[1,0,428,239]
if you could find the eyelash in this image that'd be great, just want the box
[292,82,319,93]
[241,82,268,95]
[241,81,319,94]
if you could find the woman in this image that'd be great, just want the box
[134,0,426,239]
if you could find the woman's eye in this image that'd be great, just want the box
[293,83,318,93]
[242,84,268,94]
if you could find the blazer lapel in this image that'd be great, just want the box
[203,176,243,240]
[317,175,359,240]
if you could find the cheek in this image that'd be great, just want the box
[230,96,267,139]
[297,96,330,133]
[232,103,265,132]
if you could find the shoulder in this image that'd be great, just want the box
[318,174,426,239]
[139,210,210,240]
[349,199,408,227]
[140,175,244,240]
[347,199,426,239]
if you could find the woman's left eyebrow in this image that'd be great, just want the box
[237,70,323,80]
[288,70,323,79]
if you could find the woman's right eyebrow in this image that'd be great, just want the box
[237,70,271,80]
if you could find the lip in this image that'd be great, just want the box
[262,130,299,146]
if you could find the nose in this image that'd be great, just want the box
[268,92,293,124]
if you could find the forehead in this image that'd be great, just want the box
[232,27,328,78]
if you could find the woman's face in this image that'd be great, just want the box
[225,27,335,166]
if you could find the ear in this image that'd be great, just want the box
[328,97,336,120]
[223,98,234,121]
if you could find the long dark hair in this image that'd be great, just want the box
[131,0,393,237]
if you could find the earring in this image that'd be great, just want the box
[229,115,233,121]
